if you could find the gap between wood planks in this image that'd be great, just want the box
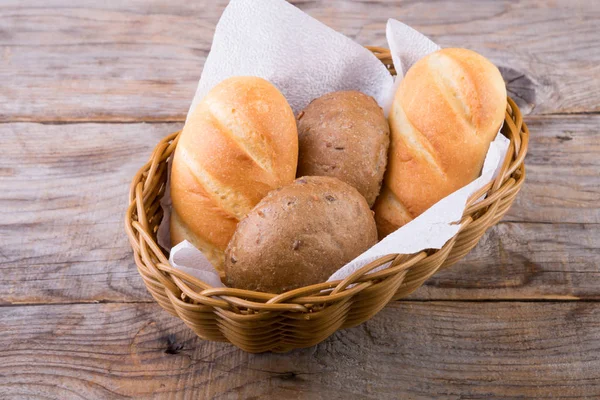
[3,297,599,308]
[1,111,600,124]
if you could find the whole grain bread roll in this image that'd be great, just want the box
[224,176,378,293]
[170,76,298,271]
[296,91,390,207]
[374,48,507,238]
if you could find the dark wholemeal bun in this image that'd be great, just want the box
[296,91,390,207]
[224,176,378,293]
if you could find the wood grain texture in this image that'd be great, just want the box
[1,1,598,396]
[0,122,179,304]
[1,0,598,122]
[1,119,598,304]
[0,0,227,122]
[2,301,600,399]
[419,222,600,300]
[504,115,600,224]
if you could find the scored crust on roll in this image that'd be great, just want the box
[170,76,298,271]
[374,48,507,238]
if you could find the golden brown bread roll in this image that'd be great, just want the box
[296,91,390,207]
[374,48,507,237]
[224,176,378,293]
[170,76,298,271]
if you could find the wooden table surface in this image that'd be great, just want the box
[1,1,599,398]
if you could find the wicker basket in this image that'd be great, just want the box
[124,47,528,353]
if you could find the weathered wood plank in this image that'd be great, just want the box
[0,0,598,122]
[504,115,600,224]
[0,0,226,122]
[0,119,598,303]
[417,222,600,300]
[0,122,179,304]
[1,301,599,399]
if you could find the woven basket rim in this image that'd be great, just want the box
[124,47,529,315]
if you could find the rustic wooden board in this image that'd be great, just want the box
[0,122,177,304]
[422,222,600,300]
[504,115,600,224]
[2,301,599,399]
[1,0,598,122]
[1,1,599,397]
[1,119,598,304]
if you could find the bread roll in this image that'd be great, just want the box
[224,176,378,293]
[170,76,298,271]
[374,48,506,237]
[296,91,390,206]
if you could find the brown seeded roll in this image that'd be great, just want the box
[224,176,378,293]
[296,91,390,207]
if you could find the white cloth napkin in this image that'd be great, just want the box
[156,0,510,287]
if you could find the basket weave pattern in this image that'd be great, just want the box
[125,47,528,353]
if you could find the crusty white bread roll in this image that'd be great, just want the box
[374,48,507,238]
[170,76,298,271]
